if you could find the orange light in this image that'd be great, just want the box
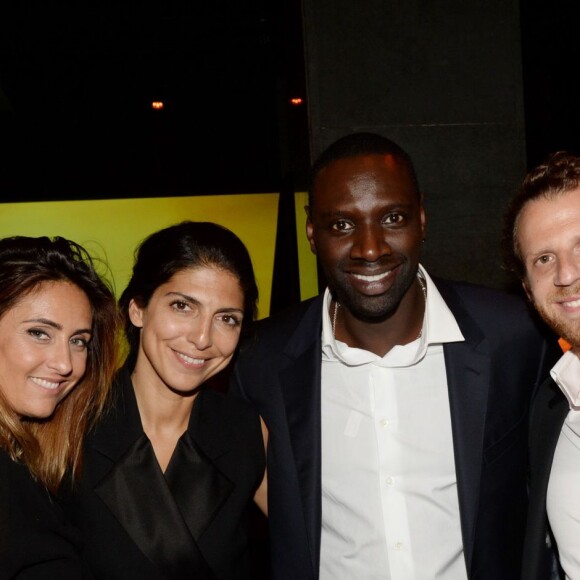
[289,97,303,106]
[151,101,164,110]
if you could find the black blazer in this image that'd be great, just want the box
[521,377,568,580]
[64,371,265,580]
[0,450,86,579]
[231,278,557,580]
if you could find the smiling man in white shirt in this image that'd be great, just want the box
[232,132,556,579]
[505,152,580,580]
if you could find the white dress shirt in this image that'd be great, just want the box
[319,265,467,580]
[547,350,580,580]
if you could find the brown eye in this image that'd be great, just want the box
[383,213,404,225]
[332,220,354,232]
[220,314,241,327]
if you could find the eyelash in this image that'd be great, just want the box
[70,337,89,349]
[27,329,89,349]
[331,214,405,231]
[170,300,241,327]
[220,314,242,327]
[171,300,191,312]
[27,328,49,340]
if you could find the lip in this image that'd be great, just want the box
[173,349,207,369]
[29,376,65,391]
[347,265,399,295]
[557,296,580,311]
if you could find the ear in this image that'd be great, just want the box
[521,278,533,302]
[128,298,145,328]
[305,207,317,255]
[419,194,427,240]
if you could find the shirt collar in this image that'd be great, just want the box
[321,264,465,366]
[551,350,580,410]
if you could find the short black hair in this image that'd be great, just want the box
[308,132,420,208]
[502,151,580,277]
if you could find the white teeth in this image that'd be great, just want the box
[176,352,205,365]
[352,271,391,282]
[563,298,580,308]
[30,377,60,390]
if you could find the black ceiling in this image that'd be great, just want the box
[0,1,307,200]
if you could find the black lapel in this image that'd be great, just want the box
[279,296,324,575]
[529,377,568,499]
[167,390,234,541]
[437,281,490,574]
[523,377,568,577]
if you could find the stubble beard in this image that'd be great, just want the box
[328,260,419,323]
[533,292,580,349]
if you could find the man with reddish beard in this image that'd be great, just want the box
[505,152,580,580]
[232,132,556,579]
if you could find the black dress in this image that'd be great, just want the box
[63,370,266,580]
[0,449,85,579]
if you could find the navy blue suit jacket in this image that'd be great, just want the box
[231,278,557,579]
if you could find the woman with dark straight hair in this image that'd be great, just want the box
[65,221,267,580]
[0,235,118,578]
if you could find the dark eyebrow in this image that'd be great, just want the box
[218,308,245,315]
[165,291,200,304]
[165,292,244,314]
[24,318,92,335]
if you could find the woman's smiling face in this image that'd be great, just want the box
[0,281,92,419]
[129,266,245,394]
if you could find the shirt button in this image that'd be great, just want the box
[380,419,390,428]
[385,476,394,486]
[394,542,403,550]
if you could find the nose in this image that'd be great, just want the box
[187,315,213,350]
[48,340,73,376]
[351,224,392,262]
[555,252,580,287]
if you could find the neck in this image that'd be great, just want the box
[131,364,195,436]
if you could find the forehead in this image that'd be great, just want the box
[160,266,243,302]
[311,153,417,209]
[5,281,91,323]
[517,188,580,252]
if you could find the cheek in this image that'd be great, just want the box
[72,350,89,377]
[1,340,41,373]
[143,316,182,343]
[214,330,242,357]
[527,276,551,304]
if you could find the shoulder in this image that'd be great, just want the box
[0,448,32,492]
[434,277,551,339]
[237,296,323,360]
[250,296,322,338]
[193,390,265,466]
[198,388,260,426]
[435,277,526,312]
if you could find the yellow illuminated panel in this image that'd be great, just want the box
[0,192,320,317]
[294,191,319,300]
[0,194,279,319]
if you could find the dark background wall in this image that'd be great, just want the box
[303,0,525,290]
[1,1,580,296]
[302,0,580,292]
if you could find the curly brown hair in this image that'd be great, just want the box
[502,151,580,278]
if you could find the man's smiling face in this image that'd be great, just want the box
[306,153,425,322]
[518,187,580,348]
